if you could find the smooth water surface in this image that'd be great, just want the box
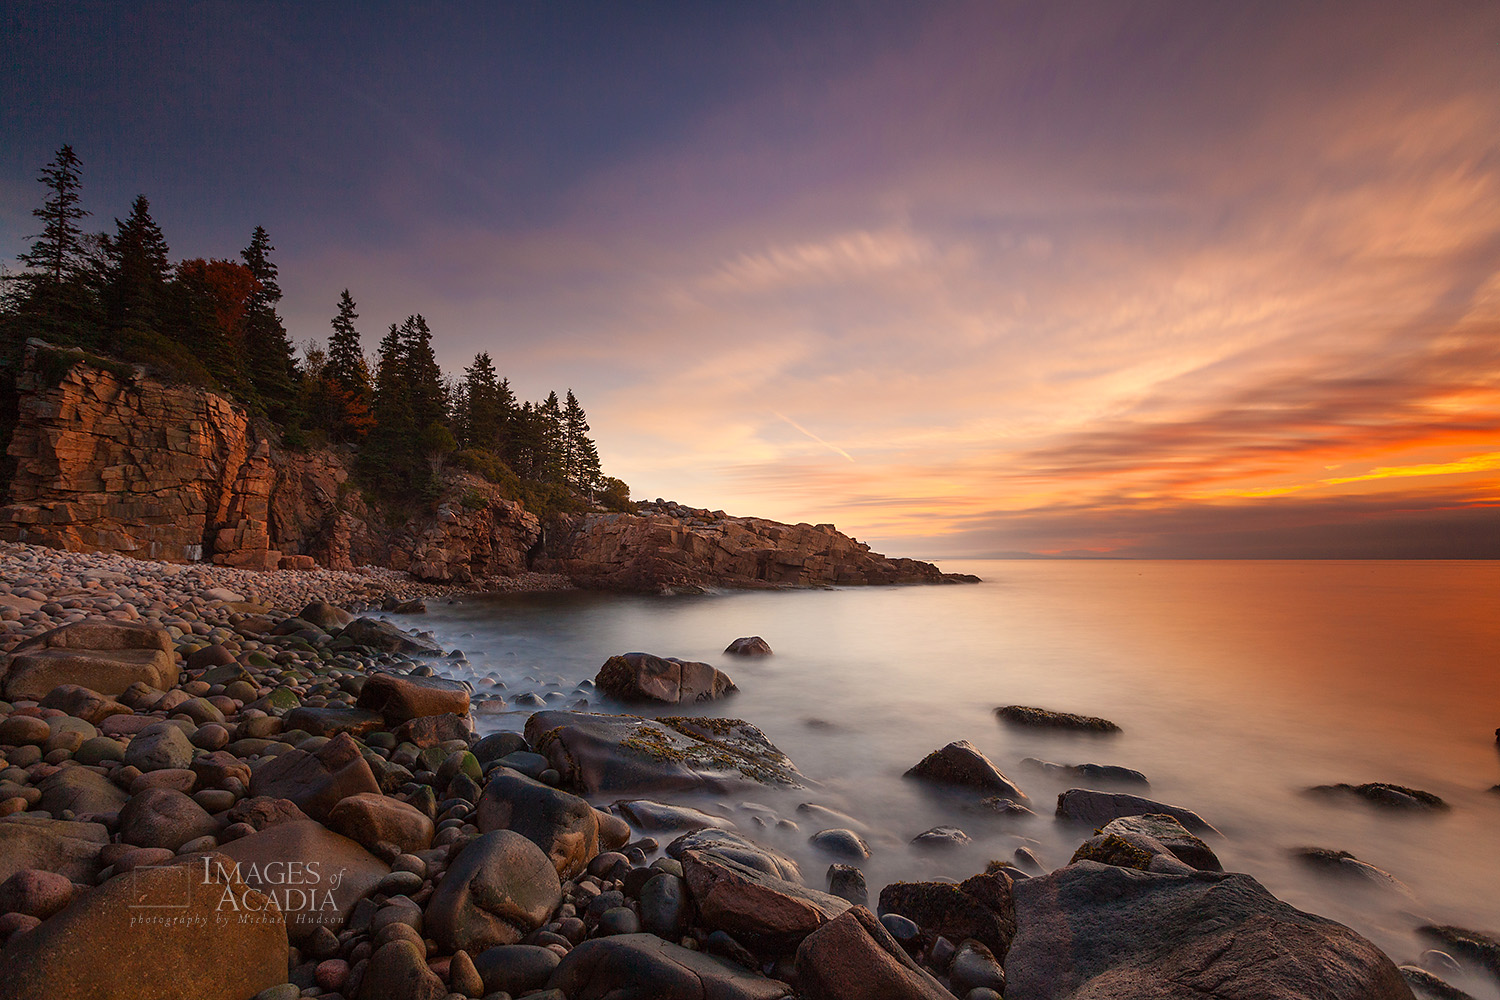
[398,560,1500,993]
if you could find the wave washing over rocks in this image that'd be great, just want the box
[0,543,1488,1000]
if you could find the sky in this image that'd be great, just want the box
[3,2,1499,559]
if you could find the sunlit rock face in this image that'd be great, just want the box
[536,499,977,592]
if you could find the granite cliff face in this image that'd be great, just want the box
[535,499,976,593]
[0,346,969,591]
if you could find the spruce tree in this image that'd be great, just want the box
[400,314,445,433]
[239,226,299,418]
[540,391,564,483]
[461,352,502,450]
[103,195,171,332]
[563,389,601,495]
[17,145,94,328]
[326,289,369,397]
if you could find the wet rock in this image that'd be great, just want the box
[0,858,288,1000]
[963,796,1037,819]
[473,731,529,766]
[640,871,694,938]
[0,816,108,883]
[809,828,871,859]
[795,906,950,1000]
[357,670,469,725]
[548,932,794,999]
[3,621,178,701]
[1400,966,1478,1000]
[826,864,868,906]
[339,618,443,657]
[615,799,735,832]
[119,787,217,850]
[215,818,388,941]
[680,845,850,940]
[1308,782,1449,810]
[300,601,353,631]
[326,791,435,855]
[393,711,470,747]
[725,636,773,656]
[667,829,802,881]
[1055,789,1219,835]
[425,830,562,953]
[911,825,971,848]
[248,731,381,822]
[878,872,1016,960]
[36,766,129,816]
[476,766,600,879]
[1417,926,1500,981]
[996,704,1121,733]
[0,869,74,919]
[595,651,738,704]
[949,939,1006,997]
[1293,848,1411,893]
[283,705,386,739]
[473,943,562,997]
[353,939,445,1000]
[1098,814,1222,871]
[525,711,805,794]
[1005,861,1414,999]
[904,741,1028,799]
[1021,757,1149,787]
[796,803,869,833]
[1072,832,1190,875]
[226,796,311,831]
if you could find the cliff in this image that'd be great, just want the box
[0,344,972,591]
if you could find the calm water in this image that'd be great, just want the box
[396,560,1500,994]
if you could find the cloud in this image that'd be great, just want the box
[702,229,934,293]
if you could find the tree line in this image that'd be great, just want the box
[1,145,631,514]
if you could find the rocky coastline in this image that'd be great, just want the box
[0,542,1489,1000]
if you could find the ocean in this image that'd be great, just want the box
[397,559,1500,995]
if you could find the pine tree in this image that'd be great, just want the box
[400,315,445,433]
[103,195,171,332]
[326,290,369,396]
[239,226,299,418]
[461,352,504,450]
[17,145,94,327]
[562,390,601,495]
[539,390,564,483]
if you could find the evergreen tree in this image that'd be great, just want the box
[239,226,299,418]
[400,314,445,433]
[16,145,95,329]
[102,195,171,332]
[562,389,601,495]
[539,391,564,483]
[326,290,369,396]
[169,257,256,392]
[461,352,505,450]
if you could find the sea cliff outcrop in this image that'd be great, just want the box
[0,346,968,591]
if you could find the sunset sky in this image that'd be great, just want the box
[4,2,1498,558]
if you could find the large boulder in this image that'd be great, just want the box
[725,636,773,656]
[353,939,446,1000]
[667,829,802,881]
[326,791,435,855]
[996,705,1121,733]
[425,830,562,954]
[476,766,600,879]
[1056,789,1219,835]
[680,846,850,941]
[118,787,218,850]
[1099,814,1221,871]
[0,816,108,883]
[525,711,804,795]
[339,618,443,656]
[905,740,1028,799]
[3,621,178,701]
[215,819,388,941]
[36,766,129,817]
[595,652,737,704]
[356,670,470,724]
[877,871,1016,961]
[0,858,288,1000]
[795,906,950,1000]
[122,720,195,772]
[549,932,793,1000]
[1004,862,1415,1000]
[248,731,381,821]
[300,601,354,631]
[284,705,386,739]
[38,684,132,725]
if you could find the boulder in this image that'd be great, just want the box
[1021,757,1149,787]
[425,830,562,954]
[794,906,950,1000]
[353,939,446,1000]
[0,858,288,1000]
[123,721,195,772]
[216,819,388,941]
[475,766,600,879]
[595,652,737,704]
[680,846,850,941]
[300,601,354,631]
[36,766,129,816]
[226,795,311,831]
[905,740,1028,799]
[1307,782,1448,810]
[248,731,381,822]
[1056,789,1219,835]
[724,636,773,656]
[0,868,74,919]
[995,705,1121,733]
[1416,926,1500,981]
[0,816,108,883]
[190,750,252,791]
[616,799,735,832]
[326,792,435,855]
[525,711,804,795]
[393,711,471,747]
[2,621,178,701]
[339,618,443,656]
[1293,848,1410,893]
[1004,861,1415,1000]
[877,871,1016,960]
[283,705,386,739]
[667,829,803,881]
[118,787,218,850]
[1099,814,1222,871]
[472,944,562,997]
[548,932,794,1000]
[357,671,469,724]
[38,684,132,725]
